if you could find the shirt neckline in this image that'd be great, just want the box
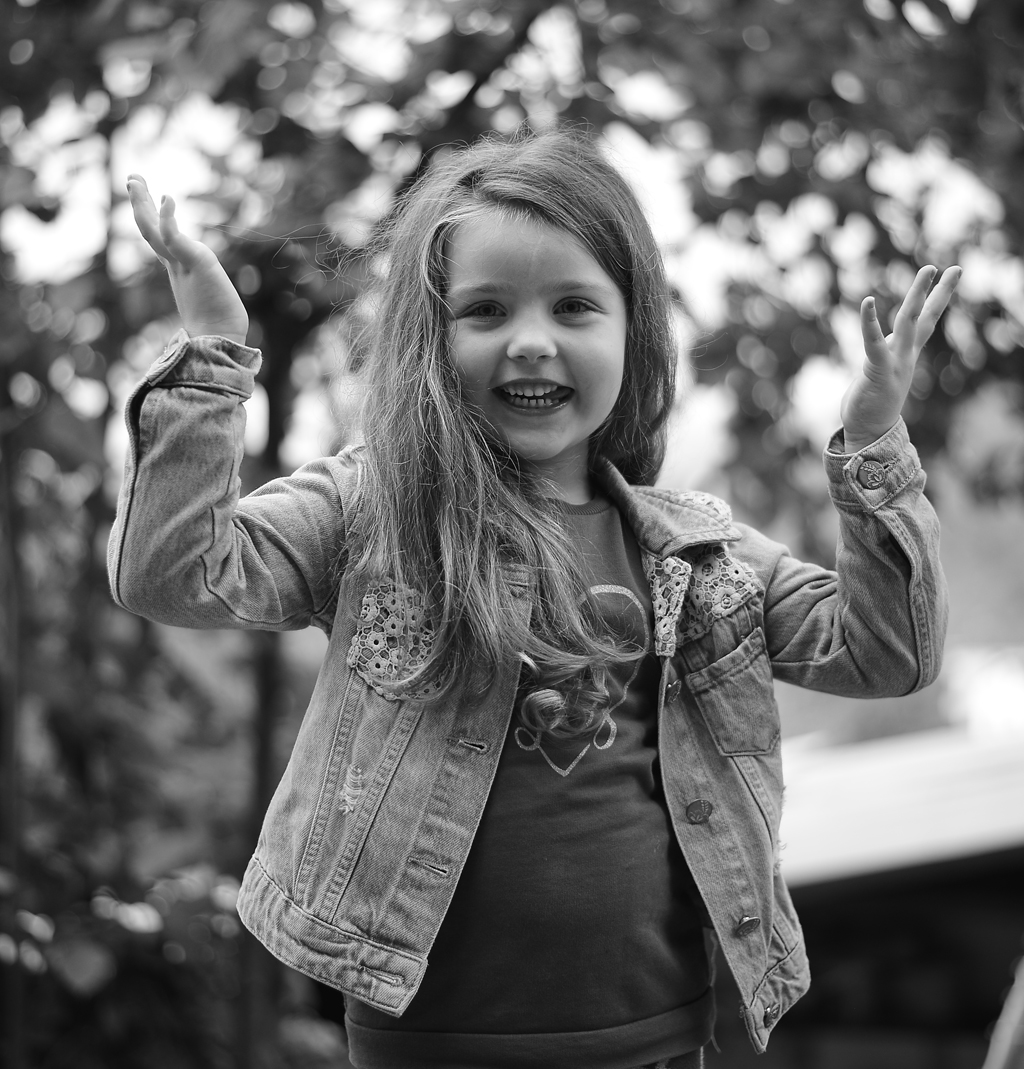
[548,495,614,516]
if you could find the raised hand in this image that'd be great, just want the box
[841,265,961,453]
[126,175,249,345]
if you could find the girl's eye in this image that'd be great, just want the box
[557,298,596,316]
[465,301,504,319]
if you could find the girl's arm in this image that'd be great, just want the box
[751,417,946,696]
[108,181,354,633]
[752,266,959,694]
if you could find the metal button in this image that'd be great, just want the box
[857,459,887,489]
[735,915,761,937]
[665,680,682,704]
[763,1003,780,1027]
[685,799,713,824]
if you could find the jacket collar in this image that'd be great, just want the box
[592,456,741,559]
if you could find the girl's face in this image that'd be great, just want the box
[446,210,627,504]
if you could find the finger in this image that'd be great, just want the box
[891,265,937,347]
[860,296,890,364]
[157,195,208,270]
[914,265,962,344]
[126,175,174,262]
[159,194,184,255]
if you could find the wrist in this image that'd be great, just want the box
[186,329,250,347]
[843,422,897,454]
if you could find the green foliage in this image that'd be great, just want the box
[1,0,1023,1064]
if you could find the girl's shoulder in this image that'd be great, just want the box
[324,443,365,530]
[302,442,363,500]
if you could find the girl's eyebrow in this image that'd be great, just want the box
[449,279,617,299]
[448,282,503,299]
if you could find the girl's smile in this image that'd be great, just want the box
[446,210,627,503]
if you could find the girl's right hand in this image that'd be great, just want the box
[127,175,249,345]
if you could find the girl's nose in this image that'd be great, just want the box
[506,313,556,362]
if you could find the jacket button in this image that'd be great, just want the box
[685,799,713,824]
[665,680,682,704]
[857,459,887,489]
[763,1003,780,1027]
[735,915,761,937]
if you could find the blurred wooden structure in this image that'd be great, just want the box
[705,691,1024,1068]
[984,954,1024,1069]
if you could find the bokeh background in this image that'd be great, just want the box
[2,0,1024,1066]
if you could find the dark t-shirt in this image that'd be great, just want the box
[346,497,713,1069]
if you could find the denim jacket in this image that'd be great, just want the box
[108,336,947,1053]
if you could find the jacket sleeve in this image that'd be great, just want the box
[107,333,355,634]
[738,419,948,697]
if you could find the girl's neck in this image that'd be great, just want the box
[551,479,594,505]
[523,454,594,505]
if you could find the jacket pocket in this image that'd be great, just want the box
[685,627,779,756]
[347,581,437,701]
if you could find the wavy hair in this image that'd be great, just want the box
[348,129,677,735]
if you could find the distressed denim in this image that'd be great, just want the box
[108,336,947,1054]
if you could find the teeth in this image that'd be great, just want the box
[501,383,559,397]
[498,383,569,409]
[506,395,558,407]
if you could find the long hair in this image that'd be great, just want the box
[348,129,677,735]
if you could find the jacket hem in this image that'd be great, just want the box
[738,935,810,1053]
[237,854,427,1015]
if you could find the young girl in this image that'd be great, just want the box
[115,132,957,1069]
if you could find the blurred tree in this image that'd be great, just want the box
[1,0,1023,1065]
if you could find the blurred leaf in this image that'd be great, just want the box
[47,937,118,998]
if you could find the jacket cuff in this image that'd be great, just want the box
[141,330,262,399]
[823,419,922,512]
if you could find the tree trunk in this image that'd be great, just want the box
[0,427,24,1069]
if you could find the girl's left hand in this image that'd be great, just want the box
[841,265,961,454]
